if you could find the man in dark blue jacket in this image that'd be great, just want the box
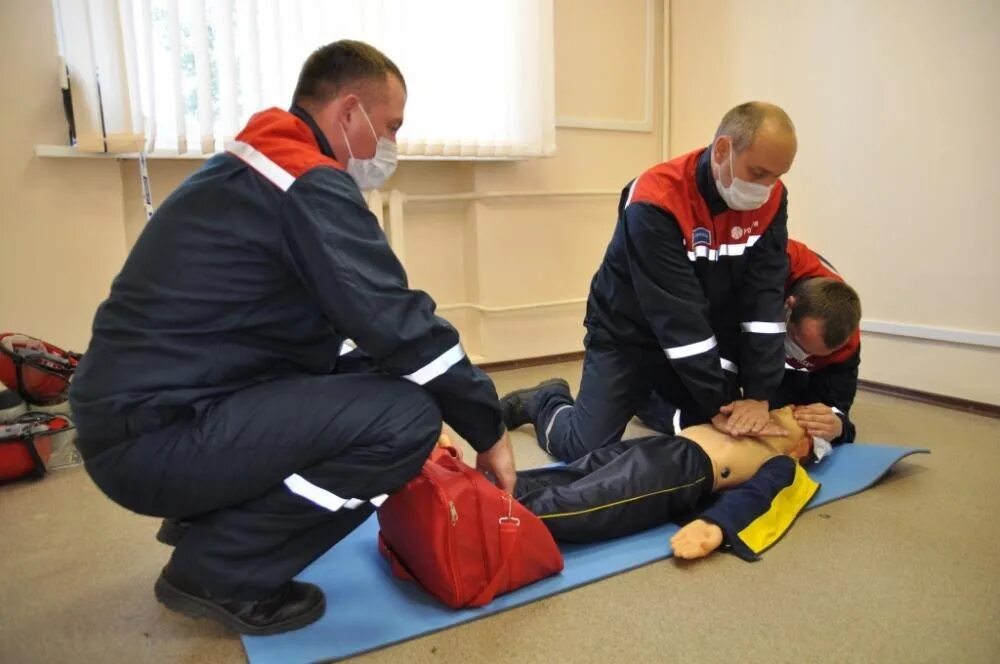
[503,102,797,463]
[70,40,514,635]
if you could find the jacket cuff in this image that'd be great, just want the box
[740,387,771,404]
[831,410,854,444]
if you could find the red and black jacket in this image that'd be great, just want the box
[71,107,503,455]
[585,147,789,419]
[775,239,861,443]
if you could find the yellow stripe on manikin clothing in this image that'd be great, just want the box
[538,476,708,521]
[737,464,819,554]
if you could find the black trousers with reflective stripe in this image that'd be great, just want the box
[515,434,714,543]
[532,333,736,463]
[84,373,441,599]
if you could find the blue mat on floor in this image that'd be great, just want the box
[242,443,928,664]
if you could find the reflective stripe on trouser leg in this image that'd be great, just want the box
[283,473,387,512]
[543,404,573,454]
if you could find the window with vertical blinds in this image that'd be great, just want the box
[51,0,556,159]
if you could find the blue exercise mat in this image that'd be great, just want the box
[242,443,928,664]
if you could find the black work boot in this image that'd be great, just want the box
[155,518,191,546]
[500,378,571,430]
[154,564,326,635]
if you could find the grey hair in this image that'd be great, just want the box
[714,102,795,154]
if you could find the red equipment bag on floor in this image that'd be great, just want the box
[0,333,80,405]
[377,446,564,608]
[0,412,74,481]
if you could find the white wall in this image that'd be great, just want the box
[670,0,1000,404]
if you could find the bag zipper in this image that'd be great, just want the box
[464,473,492,592]
[429,477,464,604]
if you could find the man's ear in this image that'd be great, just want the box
[336,93,362,124]
[712,136,729,165]
[785,295,796,310]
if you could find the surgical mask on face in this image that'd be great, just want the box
[341,104,397,191]
[784,335,811,362]
[714,140,773,211]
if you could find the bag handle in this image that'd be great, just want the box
[468,495,521,607]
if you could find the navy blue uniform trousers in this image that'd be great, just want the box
[515,434,713,543]
[533,331,738,463]
[84,372,441,600]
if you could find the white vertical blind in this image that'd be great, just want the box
[52,0,556,159]
[166,0,186,154]
[137,0,157,150]
[213,0,237,144]
[53,0,144,152]
[190,0,213,153]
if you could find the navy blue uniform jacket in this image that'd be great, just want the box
[70,107,504,454]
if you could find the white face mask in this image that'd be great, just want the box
[714,139,773,211]
[784,335,811,362]
[341,104,397,191]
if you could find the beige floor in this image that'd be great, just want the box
[2,361,999,664]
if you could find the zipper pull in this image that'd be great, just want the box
[449,501,458,525]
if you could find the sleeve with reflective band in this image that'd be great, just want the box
[737,190,789,402]
[622,202,730,419]
[698,455,818,561]
[280,168,503,451]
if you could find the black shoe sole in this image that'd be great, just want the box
[154,574,326,636]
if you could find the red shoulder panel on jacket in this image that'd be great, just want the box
[235,108,345,178]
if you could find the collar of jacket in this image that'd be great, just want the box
[289,104,338,162]
[695,145,730,217]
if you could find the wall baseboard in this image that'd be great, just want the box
[476,351,1000,419]
[856,379,1000,419]
[478,351,585,373]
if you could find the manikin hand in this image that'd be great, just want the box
[670,519,724,559]
[476,430,517,494]
[793,403,843,440]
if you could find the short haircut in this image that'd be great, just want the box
[789,277,862,349]
[715,101,795,153]
[292,40,406,105]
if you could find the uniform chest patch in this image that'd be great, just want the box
[692,227,712,247]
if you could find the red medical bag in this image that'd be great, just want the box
[377,446,563,608]
[0,412,73,481]
[0,333,80,405]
